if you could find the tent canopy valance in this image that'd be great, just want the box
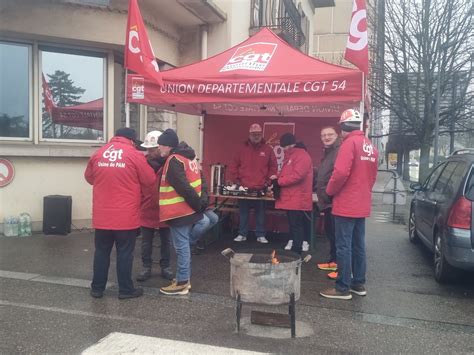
[127,28,363,117]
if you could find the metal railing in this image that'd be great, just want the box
[373,169,407,223]
[250,0,306,48]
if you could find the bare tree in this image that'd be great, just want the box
[369,0,473,181]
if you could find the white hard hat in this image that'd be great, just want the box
[339,109,362,124]
[141,130,162,148]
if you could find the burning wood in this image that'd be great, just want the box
[271,250,280,265]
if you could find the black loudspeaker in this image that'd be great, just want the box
[43,195,72,235]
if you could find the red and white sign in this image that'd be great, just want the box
[344,0,369,75]
[125,0,163,86]
[0,158,15,187]
[220,42,277,72]
[131,76,145,99]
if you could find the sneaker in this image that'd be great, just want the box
[302,241,310,252]
[196,240,205,250]
[171,279,192,291]
[234,235,247,242]
[136,267,151,282]
[350,285,367,296]
[160,281,190,295]
[90,289,103,299]
[118,287,144,300]
[317,262,338,271]
[320,287,352,300]
[257,236,269,244]
[191,245,202,255]
[160,267,174,281]
[284,240,293,250]
[327,271,338,280]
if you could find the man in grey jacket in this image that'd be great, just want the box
[315,126,340,279]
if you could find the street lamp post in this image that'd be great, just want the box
[433,54,441,165]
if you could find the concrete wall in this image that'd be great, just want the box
[313,0,352,65]
[0,157,91,230]
[0,0,182,65]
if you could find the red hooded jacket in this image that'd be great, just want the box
[326,131,378,218]
[275,146,313,211]
[84,136,156,230]
[228,140,277,189]
[140,166,166,229]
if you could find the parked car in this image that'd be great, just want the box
[409,160,419,167]
[409,149,474,282]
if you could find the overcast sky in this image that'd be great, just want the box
[42,51,104,102]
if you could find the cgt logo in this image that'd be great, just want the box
[347,0,368,51]
[128,25,160,73]
[131,77,145,99]
[220,42,277,72]
[103,145,124,162]
[363,141,374,156]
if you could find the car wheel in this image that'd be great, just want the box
[408,208,420,244]
[433,231,455,283]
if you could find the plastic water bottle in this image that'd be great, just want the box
[4,216,19,237]
[19,213,32,237]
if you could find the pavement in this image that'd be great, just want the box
[1,173,474,353]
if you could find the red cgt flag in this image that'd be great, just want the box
[344,0,369,75]
[42,73,57,114]
[125,0,163,86]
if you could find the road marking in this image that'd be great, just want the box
[0,300,148,323]
[82,332,269,354]
[0,270,114,288]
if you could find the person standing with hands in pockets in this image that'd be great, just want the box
[320,110,378,300]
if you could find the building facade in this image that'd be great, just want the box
[0,0,321,231]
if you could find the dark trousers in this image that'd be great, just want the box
[140,226,171,269]
[287,210,311,254]
[302,211,311,243]
[323,208,336,262]
[91,229,138,295]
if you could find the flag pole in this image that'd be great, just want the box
[359,72,365,131]
[125,68,130,128]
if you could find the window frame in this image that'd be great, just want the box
[432,161,459,194]
[422,162,446,191]
[38,44,108,144]
[0,40,33,142]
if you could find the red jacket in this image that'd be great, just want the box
[84,136,156,230]
[326,131,378,218]
[275,146,313,211]
[140,168,160,229]
[228,140,277,189]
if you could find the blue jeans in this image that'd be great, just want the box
[238,200,265,237]
[91,229,138,295]
[140,227,171,269]
[170,224,192,282]
[190,210,219,245]
[334,216,366,292]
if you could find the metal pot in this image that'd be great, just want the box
[210,164,226,195]
[222,248,311,305]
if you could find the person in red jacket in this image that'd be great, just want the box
[136,130,173,282]
[274,133,314,255]
[320,110,378,300]
[84,127,156,299]
[228,123,277,244]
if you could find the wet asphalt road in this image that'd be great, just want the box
[1,211,473,354]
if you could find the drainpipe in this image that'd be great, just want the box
[199,25,208,160]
